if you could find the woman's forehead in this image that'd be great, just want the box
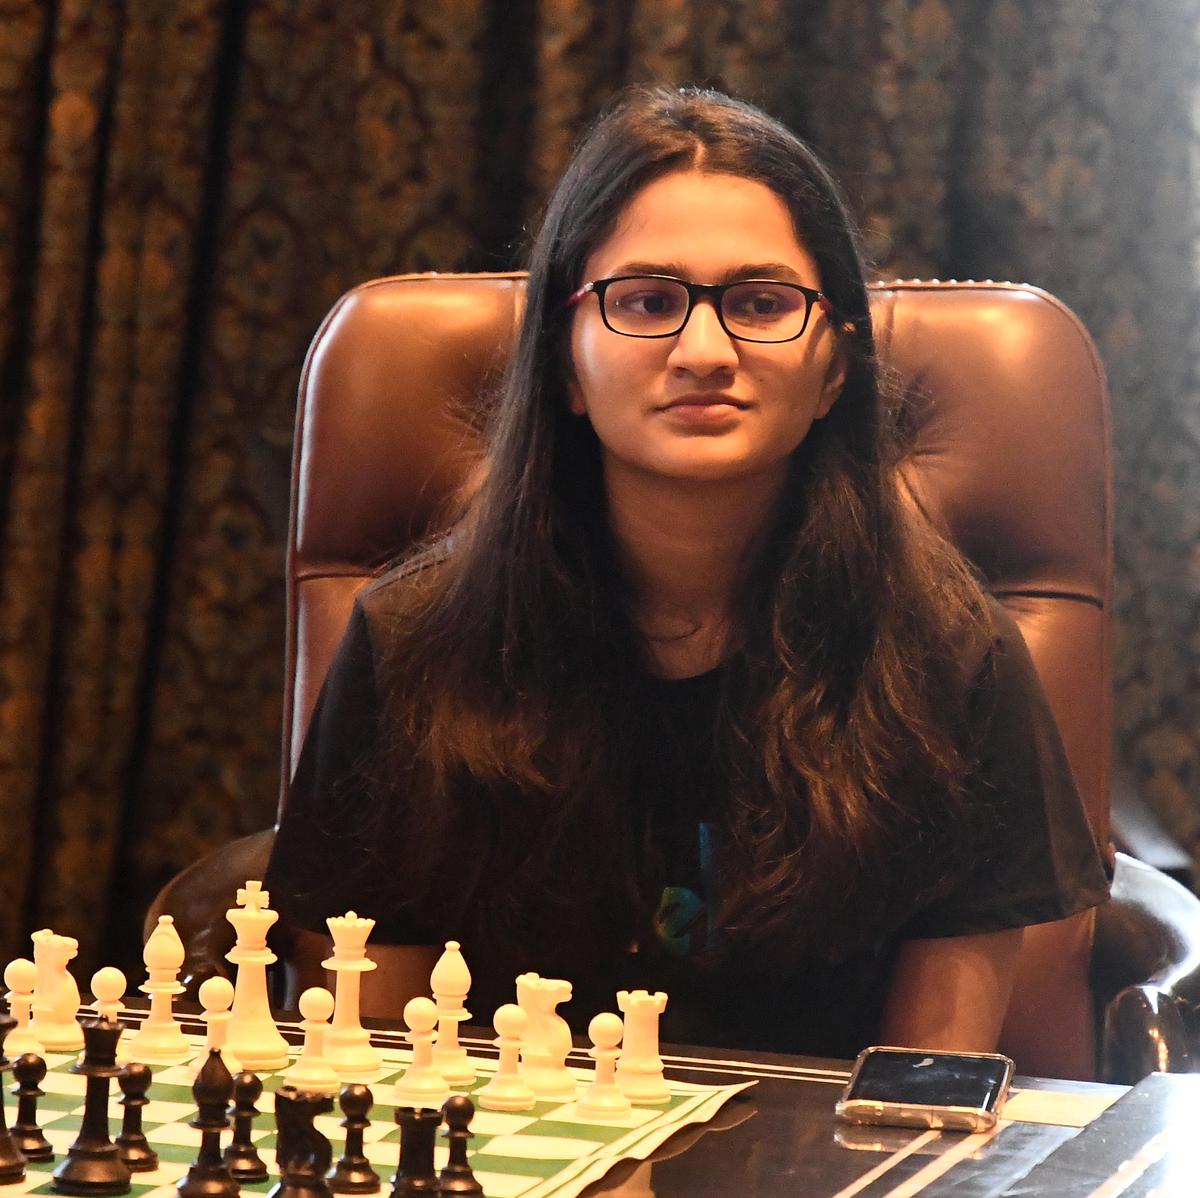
[582,170,819,282]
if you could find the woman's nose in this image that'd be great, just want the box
[666,300,739,375]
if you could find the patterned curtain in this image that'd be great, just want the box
[2,0,1197,978]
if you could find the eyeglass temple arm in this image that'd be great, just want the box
[564,282,595,309]
[817,293,857,334]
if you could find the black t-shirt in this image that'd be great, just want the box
[265,574,1109,1058]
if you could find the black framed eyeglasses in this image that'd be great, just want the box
[564,274,845,343]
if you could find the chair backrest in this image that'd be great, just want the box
[286,274,1113,1079]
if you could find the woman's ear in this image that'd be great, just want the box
[565,376,588,416]
[815,346,847,420]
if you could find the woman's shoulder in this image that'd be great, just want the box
[976,594,1045,684]
[952,591,1031,689]
[355,535,457,622]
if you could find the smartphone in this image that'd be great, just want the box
[835,1046,1014,1133]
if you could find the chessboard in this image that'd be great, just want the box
[9,1018,752,1198]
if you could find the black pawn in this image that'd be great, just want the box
[52,1017,130,1195]
[176,1049,237,1198]
[12,1052,54,1162]
[389,1107,440,1197]
[115,1063,157,1172]
[269,1086,334,1198]
[0,1014,28,1183]
[437,1097,482,1197]
[328,1085,379,1194]
[223,1071,268,1183]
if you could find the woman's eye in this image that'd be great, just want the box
[726,289,793,322]
[621,289,684,316]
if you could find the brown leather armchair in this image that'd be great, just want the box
[149,273,1200,1083]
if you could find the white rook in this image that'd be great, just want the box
[615,989,669,1104]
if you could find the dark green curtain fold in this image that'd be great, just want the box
[2,0,1198,978]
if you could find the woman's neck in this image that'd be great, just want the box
[605,461,787,678]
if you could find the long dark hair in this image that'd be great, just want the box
[370,86,988,972]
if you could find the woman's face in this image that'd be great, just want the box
[566,170,845,490]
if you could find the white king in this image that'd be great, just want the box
[224,880,290,1070]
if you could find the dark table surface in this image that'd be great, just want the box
[180,1004,1196,1197]
[549,1038,1200,1198]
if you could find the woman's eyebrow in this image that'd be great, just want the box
[607,261,808,283]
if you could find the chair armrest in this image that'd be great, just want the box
[144,827,282,1002]
[1110,769,1193,886]
[1093,851,1200,1082]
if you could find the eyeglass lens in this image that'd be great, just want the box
[602,277,812,341]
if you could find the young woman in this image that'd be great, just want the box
[264,86,1108,1058]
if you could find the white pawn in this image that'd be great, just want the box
[577,1013,631,1118]
[615,990,669,1104]
[195,976,241,1076]
[91,967,126,1022]
[91,966,128,1064]
[3,959,42,1056]
[393,996,449,1105]
[282,987,338,1095]
[431,940,475,1086]
[477,1004,535,1112]
[29,930,83,1050]
[126,915,190,1064]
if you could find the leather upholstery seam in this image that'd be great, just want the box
[991,588,1103,610]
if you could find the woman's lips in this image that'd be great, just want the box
[657,396,750,424]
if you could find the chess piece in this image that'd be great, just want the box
[225,881,290,1071]
[115,1063,157,1172]
[12,1052,54,1161]
[223,1071,268,1183]
[283,987,339,1094]
[90,969,126,1064]
[327,1084,379,1194]
[577,1013,631,1118]
[438,1096,483,1196]
[515,973,575,1099]
[269,1085,334,1198]
[477,1005,534,1112]
[389,1107,439,1197]
[30,931,84,1052]
[51,1017,131,1195]
[89,969,126,1024]
[3,959,42,1056]
[615,990,669,1104]
[126,917,190,1064]
[0,1014,28,1183]
[177,1049,237,1198]
[430,941,474,1086]
[195,977,240,1076]
[392,999,447,1106]
[323,913,381,1080]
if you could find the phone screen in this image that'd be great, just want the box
[848,1049,1011,1110]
